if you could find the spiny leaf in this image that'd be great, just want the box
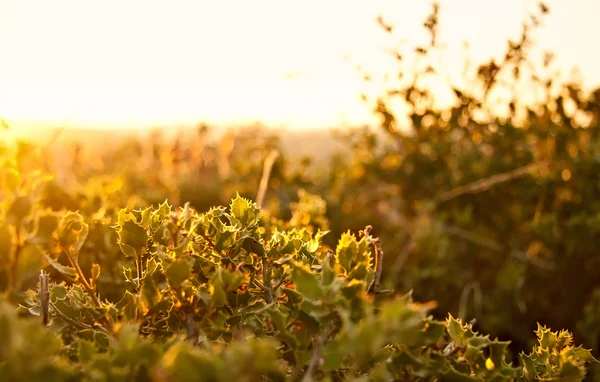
[58,212,89,256]
[44,255,77,279]
[291,262,323,300]
[230,193,259,227]
[115,209,148,257]
[165,259,191,286]
[139,276,162,315]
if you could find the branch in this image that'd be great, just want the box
[362,226,386,294]
[389,161,551,279]
[261,257,274,303]
[432,161,551,207]
[302,325,336,382]
[50,301,109,334]
[39,271,50,326]
[256,150,280,209]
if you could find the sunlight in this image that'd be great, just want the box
[1,0,599,130]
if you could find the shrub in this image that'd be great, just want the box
[0,162,596,380]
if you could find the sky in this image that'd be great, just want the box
[1,0,599,131]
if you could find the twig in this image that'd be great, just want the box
[440,222,555,270]
[39,271,50,326]
[135,250,144,292]
[256,150,280,208]
[302,325,336,382]
[442,223,502,251]
[458,281,482,320]
[49,301,109,334]
[389,161,551,279]
[261,257,274,303]
[61,246,114,331]
[432,161,550,206]
[363,225,385,294]
[63,248,102,308]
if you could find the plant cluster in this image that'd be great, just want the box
[0,164,596,380]
[3,1,600,380]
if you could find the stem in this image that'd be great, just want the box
[262,257,273,303]
[256,150,280,208]
[363,226,384,294]
[64,249,96,301]
[302,325,336,382]
[39,271,49,326]
[368,237,384,294]
[50,301,109,334]
[63,247,113,331]
[135,250,143,291]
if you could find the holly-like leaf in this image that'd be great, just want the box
[165,259,191,286]
[44,255,77,279]
[446,315,475,347]
[115,209,148,257]
[230,194,259,227]
[321,340,344,372]
[57,212,89,256]
[291,262,323,300]
[210,269,245,306]
[139,276,162,315]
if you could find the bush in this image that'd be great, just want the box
[0,151,597,380]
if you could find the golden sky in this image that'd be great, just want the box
[1,0,599,131]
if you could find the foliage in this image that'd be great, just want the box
[2,1,600,380]
[0,171,596,380]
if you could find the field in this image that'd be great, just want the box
[2,3,600,381]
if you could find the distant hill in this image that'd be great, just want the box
[1,125,360,161]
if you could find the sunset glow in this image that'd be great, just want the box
[1,0,599,131]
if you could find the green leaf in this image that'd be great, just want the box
[571,346,599,363]
[210,269,245,306]
[139,276,162,315]
[230,194,259,227]
[291,262,323,300]
[558,361,585,382]
[321,340,344,372]
[116,291,138,321]
[520,352,537,381]
[77,339,98,365]
[160,343,223,381]
[536,324,558,350]
[446,315,473,347]
[116,209,148,257]
[165,259,191,286]
[242,237,265,257]
[336,231,356,271]
[58,212,89,256]
[44,255,77,279]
